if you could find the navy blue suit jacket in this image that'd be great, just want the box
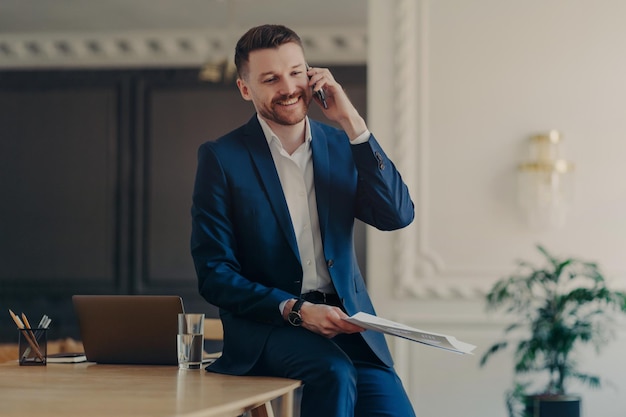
[191,116,414,375]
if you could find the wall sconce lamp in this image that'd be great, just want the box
[518,130,575,230]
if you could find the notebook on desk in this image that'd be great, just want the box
[72,295,184,365]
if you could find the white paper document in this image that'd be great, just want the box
[344,312,476,355]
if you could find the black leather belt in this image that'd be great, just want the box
[301,291,342,306]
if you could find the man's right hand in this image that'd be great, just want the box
[286,301,364,338]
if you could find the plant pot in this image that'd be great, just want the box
[524,394,581,417]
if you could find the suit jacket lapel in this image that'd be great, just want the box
[241,116,300,261]
[310,121,331,242]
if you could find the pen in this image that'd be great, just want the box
[21,313,41,349]
[21,314,51,360]
[9,309,44,361]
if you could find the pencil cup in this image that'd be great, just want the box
[177,313,204,370]
[18,328,47,366]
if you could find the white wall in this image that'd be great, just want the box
[367,1,626,416]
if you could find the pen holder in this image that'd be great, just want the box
[18,328,47,366]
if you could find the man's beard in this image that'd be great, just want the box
[258,91,311,126]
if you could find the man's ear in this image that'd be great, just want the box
[236,78,253,101]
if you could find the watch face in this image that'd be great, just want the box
[288,311,302,326]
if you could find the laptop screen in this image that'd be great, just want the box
[72,295,184,365]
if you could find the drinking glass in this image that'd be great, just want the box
[177,313,204,370]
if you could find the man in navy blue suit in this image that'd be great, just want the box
[191,24,416,417]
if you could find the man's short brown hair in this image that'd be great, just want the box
[234,24,303,79]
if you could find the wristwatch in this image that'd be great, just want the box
[287,298,305,326]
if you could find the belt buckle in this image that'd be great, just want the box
[321,292,327,303]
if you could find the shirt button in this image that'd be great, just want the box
[306,259,312,265]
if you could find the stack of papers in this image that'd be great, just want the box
[343,312,476,355]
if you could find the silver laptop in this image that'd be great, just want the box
[72,295,184,365]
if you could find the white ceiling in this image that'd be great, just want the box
[0,0,367,34]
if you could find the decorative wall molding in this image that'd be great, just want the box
[389,0,504,301]
[0,27,367,69]
[400,278,494,300]
[391,0,421,299]
[387,0,467,300]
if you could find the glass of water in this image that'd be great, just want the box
[177,313,205,370]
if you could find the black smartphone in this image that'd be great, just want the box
[306,64,328,109]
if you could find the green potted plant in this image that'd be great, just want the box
[480,245,626,417]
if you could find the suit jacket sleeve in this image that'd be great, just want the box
[350,134,414,230]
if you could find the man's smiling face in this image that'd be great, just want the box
[236,42,312,127]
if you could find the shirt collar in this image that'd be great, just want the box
[257,115,312,151]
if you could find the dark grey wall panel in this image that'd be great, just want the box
[145,88,250,284]
[0,89,118,282]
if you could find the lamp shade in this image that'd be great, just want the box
[518,130,574,229]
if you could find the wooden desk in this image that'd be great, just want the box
[0,362,300,417]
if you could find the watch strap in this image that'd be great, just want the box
[287,298,305,326]
[291,298,305,314]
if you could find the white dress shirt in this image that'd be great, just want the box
[257,116,370,312]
